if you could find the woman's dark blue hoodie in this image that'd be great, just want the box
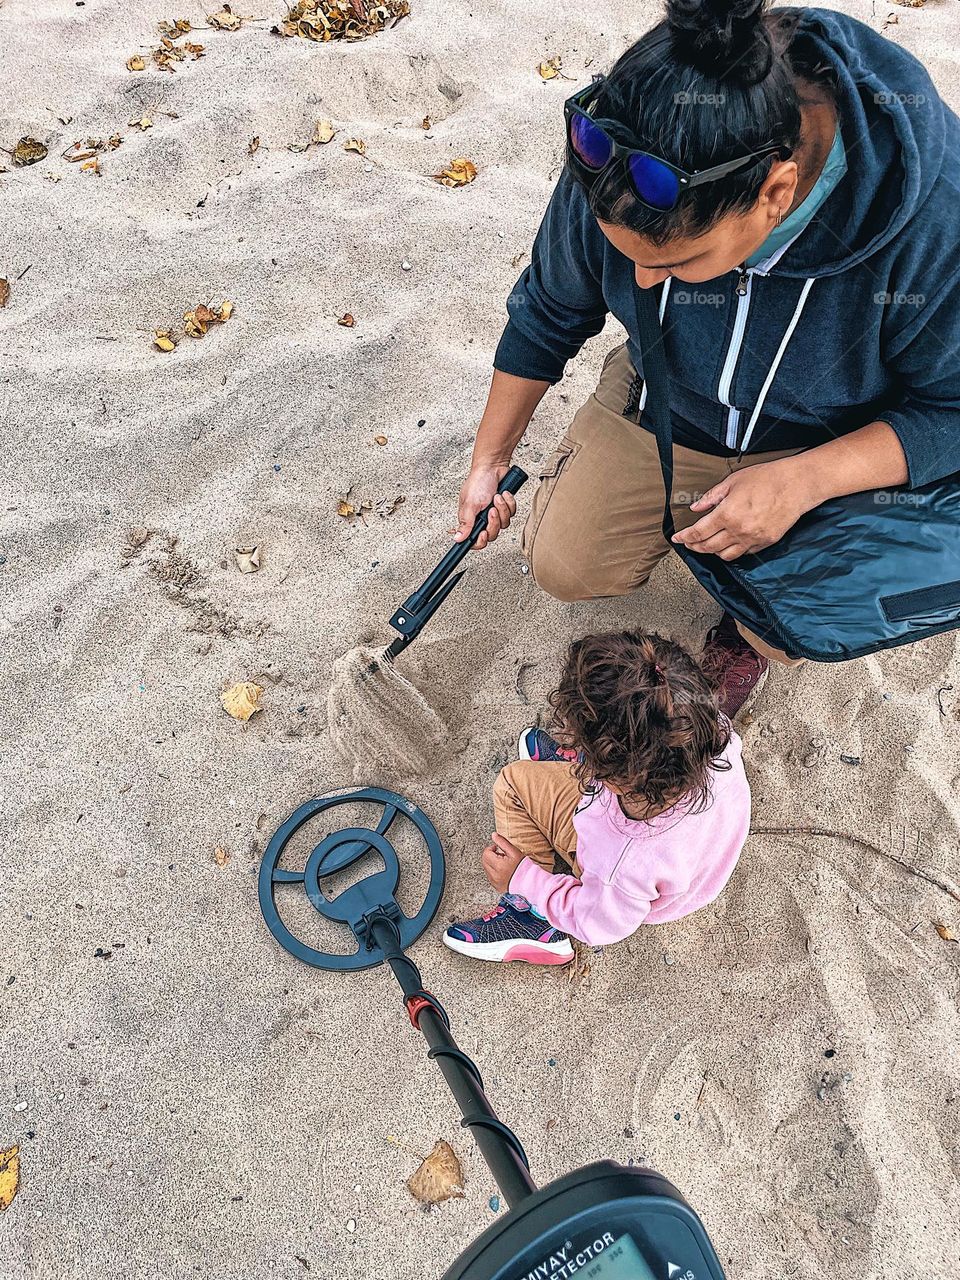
[494,8,960,488]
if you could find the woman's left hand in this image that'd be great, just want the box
[481,833,526,894]
[672,457,815,560]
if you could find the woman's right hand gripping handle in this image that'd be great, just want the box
[454,369,551,550]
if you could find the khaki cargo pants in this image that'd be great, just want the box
[522,344,804,665]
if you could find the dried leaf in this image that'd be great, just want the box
[210,5,245,30]
[248,135,260,155]
[218,300,234,321]
[158,17,193,35]
[12,137,47,167]
[432,156,477,188]
[221,681,264,722]
[80,158,101,175]
[0,279,9,309]
[934,920,957,942]
[153,329,177,352]
[126,54,146,71]
[129,115,153,131]
[343,137,366,155]
[337,494,359,519]
[184,41,205,58]
[337,312,355,327]
[277,0,409,42]
[406,1140,464,1205]
[421,114,431,130]
[538,56,562,80]
[313,119,336,144]
[377,494,405,517]
[374,434,387,445]
[0,1145,19,1212]
[214,845,231,867]
[234,544,261,573]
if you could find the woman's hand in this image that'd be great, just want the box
[671,457,817,560]
[481,833,526,893]
[454,464,518,550]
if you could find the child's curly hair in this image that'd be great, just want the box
[548,630,730,814]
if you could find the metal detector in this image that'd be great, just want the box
[259,788,726,1279]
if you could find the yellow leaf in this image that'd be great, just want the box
[0,1144,19,1212]
[0,279,9,309]
[337,497,358,518]
[218,300,234,320]
[374,434,387,445]
[538,56,562,80]
[343,137,366,155]
[934,920,957,942]
[183,309,208,338]
[432,156,477,188]
[210,5,244,30]
[337,312,355,327]
[12,137,47,166]
[314,119,336,144]
[80,158,101,175]
[406,1140,464,1205]
[214,845,231,867]
[126,54,146,71]
[221,681,264,722]
[421,114,431,130]
[153,330,177,352]
[129,115,153,131]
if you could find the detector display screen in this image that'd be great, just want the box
[578,1234,657,1280]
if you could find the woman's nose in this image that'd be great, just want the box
[635,265,670,289]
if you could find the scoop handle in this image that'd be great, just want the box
[463,466,529,549]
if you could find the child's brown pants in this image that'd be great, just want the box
[493,761,583,877]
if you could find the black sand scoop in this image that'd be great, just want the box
[384,466,528,660]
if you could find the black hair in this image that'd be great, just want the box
[573,1,819,245]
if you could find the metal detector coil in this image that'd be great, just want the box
[258,787,445,971]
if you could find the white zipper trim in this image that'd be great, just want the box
[738,277,816,453]
[637,277,672,414]
[718,270,752,447]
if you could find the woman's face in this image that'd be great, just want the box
[597,161,799,288]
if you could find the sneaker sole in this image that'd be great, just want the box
[442,932,574,965]
[517,729,533,761]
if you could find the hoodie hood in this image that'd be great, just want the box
[775,7,947,277]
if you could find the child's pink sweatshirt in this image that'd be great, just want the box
[509,729,750,945]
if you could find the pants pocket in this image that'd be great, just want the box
[520,438,579,562]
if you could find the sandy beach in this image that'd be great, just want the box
[2,0,959,1276]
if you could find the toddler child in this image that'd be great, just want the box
[444,629,750,964]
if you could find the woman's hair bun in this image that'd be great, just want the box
[667,0,773,85]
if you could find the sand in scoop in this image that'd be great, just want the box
[327,644,446,778]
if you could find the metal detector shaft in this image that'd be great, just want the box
[368,915,538,1210]
[386,467,528,660]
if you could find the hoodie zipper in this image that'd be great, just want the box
[717,265,752,448]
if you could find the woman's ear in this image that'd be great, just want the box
[760,160,798,223]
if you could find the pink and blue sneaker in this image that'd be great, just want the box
[443,893,574,965]
[518,728,580,763]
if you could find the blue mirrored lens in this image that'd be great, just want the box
[628,153,680,210]
[570,113,612,170]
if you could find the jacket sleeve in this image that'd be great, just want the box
[493,172,610,384]
[879,267,960,488]
[510,856,651,946]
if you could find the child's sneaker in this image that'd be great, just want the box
[518,727,580,763]
[443,893,574,965]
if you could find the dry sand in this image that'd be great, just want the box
[2,1,959,1276]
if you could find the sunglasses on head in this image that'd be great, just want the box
[565,80,791,212]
